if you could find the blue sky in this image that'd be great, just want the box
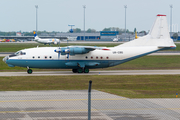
[0,0,179,32]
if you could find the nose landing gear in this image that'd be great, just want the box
[27,66,33,74]
[27,69,33,74]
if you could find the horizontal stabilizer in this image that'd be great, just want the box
[158,46,176,49]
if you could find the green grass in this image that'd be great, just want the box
[0,56,180,98]
[0,42,180,52]
[0,75,179,98]
[0,42,180,98]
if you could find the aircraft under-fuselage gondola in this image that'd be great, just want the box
[3,14,176,74]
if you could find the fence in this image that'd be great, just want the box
[0,90,179,120]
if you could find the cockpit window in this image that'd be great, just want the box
[14,51,19,55]
[14,51,26,56]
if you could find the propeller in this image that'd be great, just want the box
[54,41,61,59]
[58,48,61,59]
[64,47,70,60]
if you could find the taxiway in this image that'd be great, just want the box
[0,90,179,120]
[0,69,180,76]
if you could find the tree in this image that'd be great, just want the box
[102,27,129,33]
[71,28,81,33]
[102,28,111,31]
[86,28,96,33]
[173,33,178,40]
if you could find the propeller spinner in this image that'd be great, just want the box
[54,47,61,59]
[64,47,70,60]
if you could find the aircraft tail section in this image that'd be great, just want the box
[149,14,170,40]
[33,31,39,40]
[33,31,37,37]
[117,14,176,48]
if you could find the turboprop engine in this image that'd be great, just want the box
[55,47,91,55]
[54,46,94,59]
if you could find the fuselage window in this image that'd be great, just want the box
[101,57,103,59]
[32,56,35,59]
[91,56,93,59]
[85,56,88,59]
[38,56,40,59]
[96,56,98,59]
[45,56,47,59]
[106,57,109,59]
[49,56,52,59]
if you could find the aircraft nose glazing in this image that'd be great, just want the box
[2,56,9,63]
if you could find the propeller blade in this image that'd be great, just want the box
[67,53,69,60]
[58,51,61,59]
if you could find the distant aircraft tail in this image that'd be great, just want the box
[117,14,176,48]
[33,31,39,40]
[33,31,37,37]
[135,31,139,39]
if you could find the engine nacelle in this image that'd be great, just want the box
[55,47,92,55]
[69,47,89,55]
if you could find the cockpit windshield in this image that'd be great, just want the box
[14,51,26,56]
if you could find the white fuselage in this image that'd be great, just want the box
[4,45,162,69]
[34,37,60,45]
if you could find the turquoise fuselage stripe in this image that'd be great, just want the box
[6,59,110,69]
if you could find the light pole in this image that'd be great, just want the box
[170,5,173,33]
[35,5,38,33]
[83,5,86,41]
[124,5,127,41]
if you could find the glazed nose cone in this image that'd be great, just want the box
[2,56,9,63]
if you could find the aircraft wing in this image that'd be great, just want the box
[54,46,110,56]
[84,46,107,50]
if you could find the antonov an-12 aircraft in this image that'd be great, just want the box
[3,15,176,74]
[34,31,60,45]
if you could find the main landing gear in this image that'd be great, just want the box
[72,68,89,73]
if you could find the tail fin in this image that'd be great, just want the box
[117,14,176,48]
[149,14,170,39]
[33,31,39,40]
[135,31,139,39]
[33,31,37,37]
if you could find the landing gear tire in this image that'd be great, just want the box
[84,68,89,73]
[27,69,33,74]
[72,69,77,73]
[77,68,83,73]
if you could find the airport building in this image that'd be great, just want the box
[52,31,146,41]
[38,31,142,41]
[0,31,179,42]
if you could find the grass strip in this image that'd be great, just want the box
[0,75,179,98]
